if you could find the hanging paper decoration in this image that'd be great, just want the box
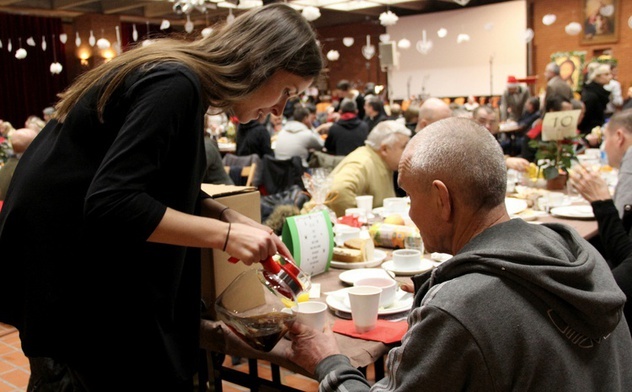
[50,34,63,74]
[397,38,411,49]
[342,37,354,47]
[542,14,556,26]
[326,50,340,61]
[114,26,122,55]
[524,28,534,43]
[302,6,320,22]
[437,28,448,38]
[201,27,213,38]
[185,15,194,33]
[453,0,470,5]
[456,33,470,43]
[8,38,12,52]
[600,5,614,17]
[59,33,67,44]
[361,35,375,60]
[15,38,27,59]
[160,19,171,30]
[132,24,139,42]
[380,34,390,43]
[97,29,110,50]
[379,10,398,26]
[227,8,235,25]
[41,35,47,51]
[89,30,96,47]
[416,30,432,54]
[565,22,582,36]
[26,37,36,46]
[75,32,81,47]
[0,39,2,49]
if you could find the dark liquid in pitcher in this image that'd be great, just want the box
[225,311,295,352]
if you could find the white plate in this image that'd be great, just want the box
[505,197,528,216]
[326,288,413,315]
[550,205,595,219]
[338,268,393,285]
[382,259,436,276]
[330,249,387,270]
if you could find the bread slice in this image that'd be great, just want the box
[332,247,363,263]
[342,238,375,262]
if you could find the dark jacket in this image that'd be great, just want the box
[236,119,273,159]
[325,116,369,156]
[579,81,611,134]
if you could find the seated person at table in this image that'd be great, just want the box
[275,105,324,167]
[317,120,410,217]
[236,116,273,159]
[324,98,369,156]
[0,128,38,200]
[521,94,573,162]
[473,105,529,172]
[287,117,632,391]
[415,97,452,133]
[570,109,632,333]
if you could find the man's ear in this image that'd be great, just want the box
[432,180,452,222]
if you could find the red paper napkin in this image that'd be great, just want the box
[333,319,407,344]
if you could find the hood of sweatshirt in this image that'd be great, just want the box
[283,120,310,134]
[412,219,625,340]
[336,116,364,130]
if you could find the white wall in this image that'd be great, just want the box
[385,0,527,100]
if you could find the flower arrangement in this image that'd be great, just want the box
[529,136,582,180]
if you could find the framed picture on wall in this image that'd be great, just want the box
[581,0,619,44]
[551,51,586,92]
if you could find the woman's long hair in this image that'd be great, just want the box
[54,3,324,122]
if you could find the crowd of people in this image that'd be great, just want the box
[1,3,631,391]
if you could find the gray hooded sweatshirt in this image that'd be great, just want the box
[316,219,632,391]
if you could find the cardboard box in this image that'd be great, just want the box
[200,184,260,319]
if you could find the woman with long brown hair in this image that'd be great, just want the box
[0,4,322,390]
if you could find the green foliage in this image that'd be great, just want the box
[528,137,581,180]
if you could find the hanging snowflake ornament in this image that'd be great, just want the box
[379,10,398,26]
[7,39,12,52]
[342,37,354,47]
[524,28,534,43]
[89,30,96,47]
[361,35,375,60]
[397,38,411,49]
[41,36,47,51]
[26,37,36,46]
[326,50,340,61]
[59,33,67,44]
[542,14,556,26]
[15,48,27,59]
[161,19,171,30]
[132,24,139,42]
[437,28,448,38]
[75,32,81,47]
[185,15,194,33]
[302,6,320,22]
[416,30,432,54]
[456,33,470,43]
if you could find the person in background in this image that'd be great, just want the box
[287,117,632,391]
[521,94,573,163]
[0,128,38,200]
[473,105,529,172]
[0,4,321,390]
[275,105,324,167]
[363,95,388,131]
[24,115,45,132]
[334,79,365,120]
[321,120,410,217]
[605,63,623,119]
[388,102,404,125]
[570,109,632,334]
[415,97,452,133]
[42,107,56,123]
[403,104,419,133]
[544,61,574,102]
[500,75,530,122]
[579,63,612,135]
[623,86,632,112]
[517,96,541,133]
[236,116,274,159]
[203,136,234,185]
[463,95,479,112]
[324,98,368,156]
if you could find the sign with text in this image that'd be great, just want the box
[541,110,581,141]
[282,210,333,276]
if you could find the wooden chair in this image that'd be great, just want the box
[223,163,256,187]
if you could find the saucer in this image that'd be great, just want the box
[330,250,387,270]
[382,259,436,276]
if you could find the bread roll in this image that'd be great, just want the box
[332,247,363,263]
[344,238,374,262]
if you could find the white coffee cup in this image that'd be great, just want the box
[347,286,382,333]
[292,301,328,331]
[354,277,397,308]
[383,197,408,215]
[355,195,374,215]
[392,249,422,271]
